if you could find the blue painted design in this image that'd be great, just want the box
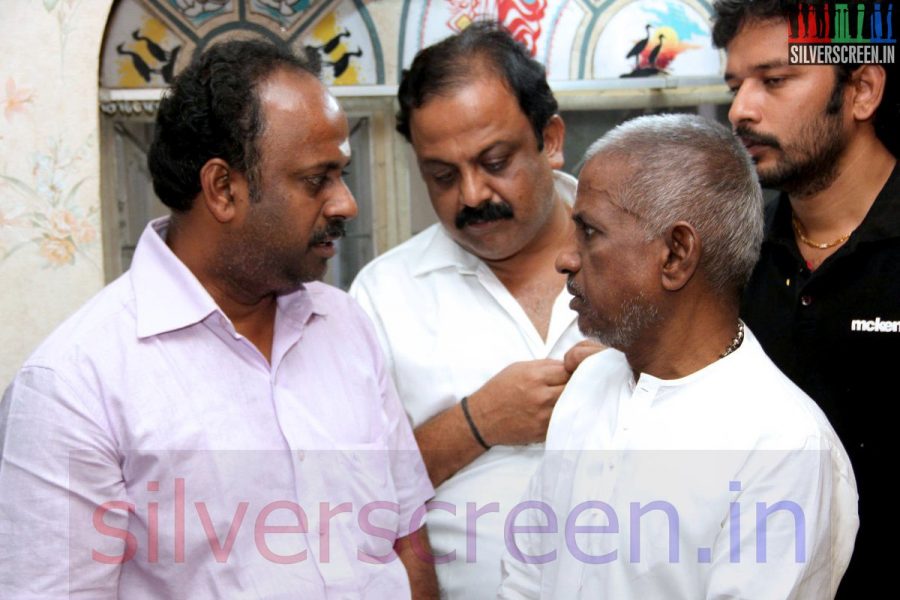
[146,0,201,39]
[643,2,707,41]
[257,0,312,19]
[162,0,229,27]
[284,0,340,40]
[398,0,413,83]
[578,0,716,79]
[541,0,569,67]
[352,0,385,84]
[578,0,616,79]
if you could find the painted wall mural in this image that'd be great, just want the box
[102,0,720,88]
[400,0,721,81]
[590,0,720,79]
[101,0,382,86]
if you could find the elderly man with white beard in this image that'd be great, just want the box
[498,114,858,599]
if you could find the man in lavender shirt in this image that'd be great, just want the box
[0,40,437,599]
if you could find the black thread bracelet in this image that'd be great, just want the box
[460,396,491,450]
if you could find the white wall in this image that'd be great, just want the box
[0,0,114,385]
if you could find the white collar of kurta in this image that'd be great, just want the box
[628,327,758,394]
[131,216,328,339]
[413,170,578,277]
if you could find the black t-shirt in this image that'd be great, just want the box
[741,163,900,596]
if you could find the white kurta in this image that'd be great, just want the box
[350,173,584,599]
[499,328,858,599]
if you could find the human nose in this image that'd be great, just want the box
[728,81,761,128]
[325,178,358,220]
[555,243,581,276]
[458,167,492,208]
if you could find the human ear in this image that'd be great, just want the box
[660,221,700,292]
[199,158,244,224]
[542,115,566,170]
[849,65,886,122]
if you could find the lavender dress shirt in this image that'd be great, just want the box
[0,217,434,599]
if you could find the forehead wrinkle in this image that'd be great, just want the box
[582,155,644,222]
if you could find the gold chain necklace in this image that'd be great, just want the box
[719,320,744,359]
[791,214,851,249]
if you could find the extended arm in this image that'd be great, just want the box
[414,359,570,487]
[394,525,439,600]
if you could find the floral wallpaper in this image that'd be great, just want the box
[0,137,99,268]
[0,0,113,385]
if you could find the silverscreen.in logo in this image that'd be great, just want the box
[788,2,895,64]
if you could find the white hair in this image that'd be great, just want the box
[584,113,764,294]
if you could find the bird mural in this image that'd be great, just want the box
[326,48,363,79]
[625,24,652,69]
[125,30,182,84]
[132,30,168,62]
[648,33,665,68]
[306,13,364,85]
[314,29,351,55]
[116,43,156,83]
[159,46,182,84]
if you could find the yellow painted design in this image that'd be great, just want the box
[312,12,340,43]
[335,64,359,85]
[311,12,360,85]
[116,17,171,87]
[652,26,680,46]
[455,14,472,30]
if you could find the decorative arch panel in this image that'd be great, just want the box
[398,0,722,82]
[100,0,384,88]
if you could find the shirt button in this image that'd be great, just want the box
[800,295,813,306]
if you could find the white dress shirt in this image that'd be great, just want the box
[350,172,584,599]
[0,218,434,599]
[499,328,858,599]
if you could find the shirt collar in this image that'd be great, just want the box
[131,217,327,339]
[765,161,900,248]
[412,170,578,277]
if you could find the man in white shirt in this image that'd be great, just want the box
[499,114,858,599]
[350,21,599,599]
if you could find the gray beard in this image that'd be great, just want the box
[584,293,661,351]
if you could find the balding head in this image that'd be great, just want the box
[584,114,764,295]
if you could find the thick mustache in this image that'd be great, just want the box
[567,277,583,299]
[734,125,781,150]
[309,219,346,246]
[455,200,514,229]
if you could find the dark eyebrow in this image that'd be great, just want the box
[319,159,350,170]
[477,142,512,159]
[297,159,350,176]
[725,59,792,81]
[419,157,454,169]
[572,212,591,228]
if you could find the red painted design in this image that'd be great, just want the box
[498,0,548,56]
